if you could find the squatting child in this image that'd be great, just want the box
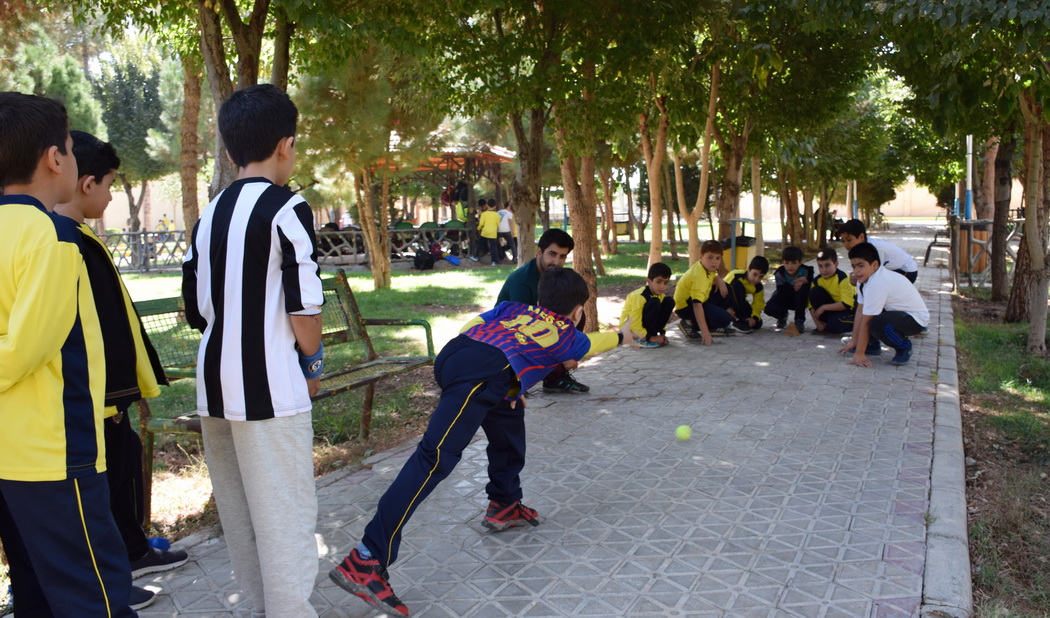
[55,131,188,610]
[714,255,769,333]
[0,92,135,616]
[808,247,857,335]
[329,268,634,616]
[764,246,814,332]
[838,242,929,367]
[620,262,676,347]
[478,199,502,265]
[839,218,918,283]
[182,84,324,616]
[673,239,735,345]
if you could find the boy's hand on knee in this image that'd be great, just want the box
[509,396,525,410]
[562,359,579,370]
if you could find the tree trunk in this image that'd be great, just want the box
[975,138,997,220]
[271,9,293,91]
[355,169,392,289]
[598,166,618,254]
[121,174,141,232]
[180,55,202,229]
[751,156,763,257]
[663,159,677,260]
[509,108,546,264]
[674,150,701,264]
[817,182,834,248]
[784,168,803,246]
[802,186,815,249]
[778,172,788,248]
[714,135,747,241]
[197,0,236,197]
[991,136,1016,301]
[639,100,669,266]
[1021,111,1048,355]
[218,0,269,88]
[625,171,640,242]
[559,152,600,331]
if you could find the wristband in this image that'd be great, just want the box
[298,342,324,379]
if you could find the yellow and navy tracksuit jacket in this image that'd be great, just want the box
[79,224,164,418]
[618,285,666,337]
[0,196,106,482]
[724,270,766,319]
[673,261,717,310]
[811,269,856,310]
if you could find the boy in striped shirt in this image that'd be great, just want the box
[330,268,634,615]
[182,84,323,617]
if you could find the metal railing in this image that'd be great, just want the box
[102,227,471,272]
[946,217,1025,290]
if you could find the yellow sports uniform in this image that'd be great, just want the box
[673,261,717,310]
[0,198,105,481]
[725,269,766,319]
[811,269,856,309]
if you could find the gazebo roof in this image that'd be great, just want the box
[411,144,516,172]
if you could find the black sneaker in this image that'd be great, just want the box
[483,500,540,532]
[329,548,410,616]
[677,321,701,340]
[710,326,738,336]
[130,547,189,579]
[542,374,590,394]
[794,318,806,333]
[732,320,753,334]
[775,317,787,330]
[865,341,882,356]
[891,343,912,365]
[130,585,156,610]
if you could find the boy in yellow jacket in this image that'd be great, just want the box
[477,200,503,264]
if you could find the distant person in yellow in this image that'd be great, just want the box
[619,262,676,348]
[478,199,502,265]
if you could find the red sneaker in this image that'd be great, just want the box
[482,500,541,532]
[329,548,409,616]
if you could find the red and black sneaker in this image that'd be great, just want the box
[329,548,410,616]
[482,500,541,532]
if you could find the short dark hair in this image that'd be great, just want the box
[478,198,486,207]
[0,92,69,188]
[71,130,120,182]
[648,262,672,280]
[537,267,589,317]
[847,242,880,266]
[816,248,838,263]
[487,198,496,207]
[700,239,723,255]
[840,219,866,239]
[782,246,804,262]
[538,228,574,253]
[218,84,297,168]
[748,255,770,274]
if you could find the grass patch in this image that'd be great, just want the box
[955,295,1050,616]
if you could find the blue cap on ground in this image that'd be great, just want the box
[149,537,172,551]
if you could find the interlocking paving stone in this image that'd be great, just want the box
[136,225,964,617]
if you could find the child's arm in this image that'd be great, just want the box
[619,295,647,340]
[291,314,323,396]
[0,241,82,392]
[691,302,713,346]
[846,313,874,367]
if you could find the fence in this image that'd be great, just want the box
[102,227,469,272]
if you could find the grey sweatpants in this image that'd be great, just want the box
[201,412,319,618]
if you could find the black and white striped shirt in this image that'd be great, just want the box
[183,177,323,421]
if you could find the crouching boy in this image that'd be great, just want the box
[673,240,735,344]
[809,248,856,335]
[620,262,676,347]
[838,242,929,367]
[714,256,769,333]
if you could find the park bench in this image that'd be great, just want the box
[133,269,435,523]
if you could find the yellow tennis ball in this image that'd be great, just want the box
[676,425,692,440]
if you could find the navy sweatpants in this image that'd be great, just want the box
[362,336,524,569]
[0,473,135,617]
[641,295,676,339]
[712,279,763,330]
[764,282,811,323]
[808,286,855,334]
[869,311,924,353]
[105,411,150,561]
[675,298,732,331]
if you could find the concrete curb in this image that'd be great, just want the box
[921,279,974,617]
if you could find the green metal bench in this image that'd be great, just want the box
[134,269,434,523]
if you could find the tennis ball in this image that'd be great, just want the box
[675,425,692,440]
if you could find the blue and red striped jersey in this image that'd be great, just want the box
[463,302,592,392]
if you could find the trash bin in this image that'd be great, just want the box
[721,236,757,270]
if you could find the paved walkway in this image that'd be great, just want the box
[138,224,971,617]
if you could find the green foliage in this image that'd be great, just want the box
[94,61,173,182]
[1,25,103,135]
